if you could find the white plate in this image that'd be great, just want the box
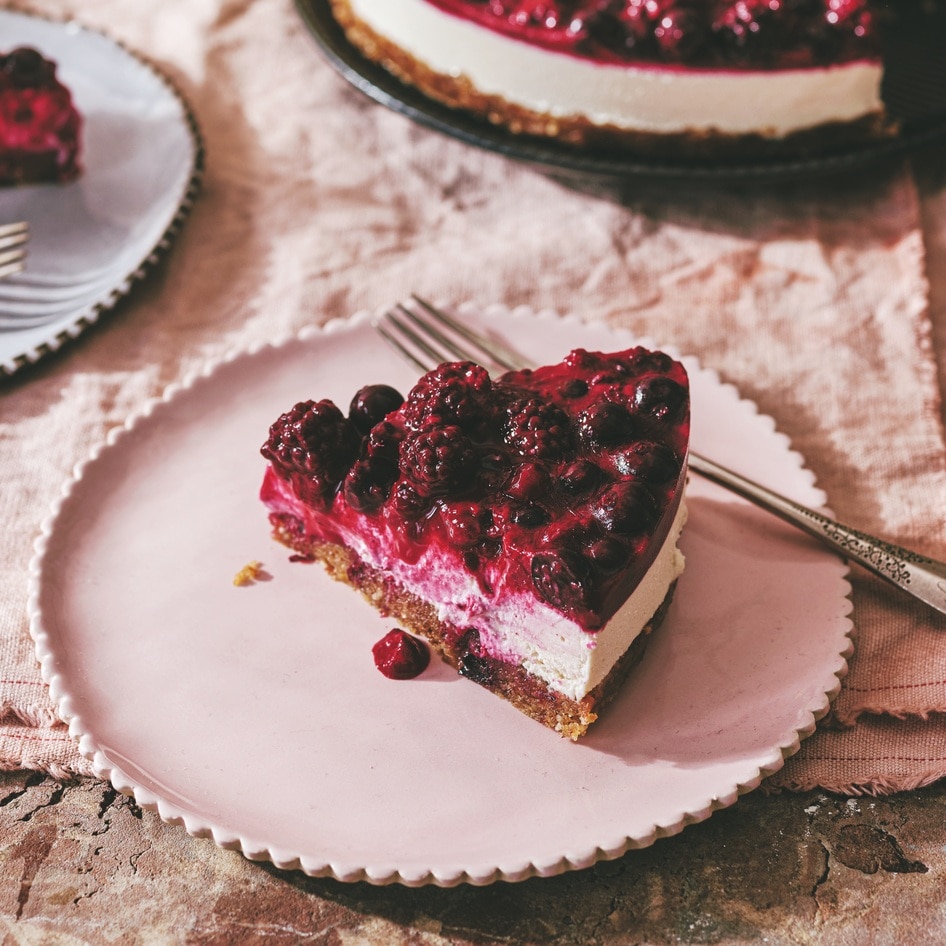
[0,10,203,374]
[29,305,853,886]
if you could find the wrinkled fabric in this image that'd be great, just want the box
[2,0,946,792]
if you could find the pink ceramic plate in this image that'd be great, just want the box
[29,305,853,886]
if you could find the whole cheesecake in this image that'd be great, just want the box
[260,347,689,739]
[0,46,81,186]
[328,0,893,157]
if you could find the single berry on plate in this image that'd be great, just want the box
[372,629,430,679]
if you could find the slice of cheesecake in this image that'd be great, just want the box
[260,346,689,739]
[0,47,82,186]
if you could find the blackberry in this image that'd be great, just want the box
[261,399,360,505]
[391,481,428,521]
[365,419,404,464]
[401,425,477,495]
[504,396,571,459]
[532,549,591,613]
[343,455,398,513]
[402,361,491,430]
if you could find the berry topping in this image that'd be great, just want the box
[442,501,491,548]
[2,47,55,87]
[262,343,689,632]
[559,458,602,495]
[401,425,477,495]
[653,5,710,60]
[372,629,430,679]
[505,461,551,500]
[591,481,659,534]
[532,548,591,613]
[261,400,360,507]
[509,502,550,528]
[585,535,630,574]
[504,396,571,458]
[444,0,880,68]
[633,375,688,422]
[349,384,404,435]
[343,455,398,512]
[561,378,588,399]
[403,361,491,430]
[612,441,681,483]
[577,400,636,447]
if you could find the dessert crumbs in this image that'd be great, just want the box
[233,560,267,586]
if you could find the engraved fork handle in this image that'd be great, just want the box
[689,452,946,617]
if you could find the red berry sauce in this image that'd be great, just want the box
[424,0,882,71]
[261,346,690,633]
[372,629,431,679]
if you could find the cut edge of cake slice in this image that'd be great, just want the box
[259,346,690,739]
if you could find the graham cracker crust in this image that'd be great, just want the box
[270,513,675,740]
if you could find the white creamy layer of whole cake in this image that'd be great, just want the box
[344,0,884,138]
[264,468,688,702]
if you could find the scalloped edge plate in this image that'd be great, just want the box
[0,8,204,376]
[28,304,853,886]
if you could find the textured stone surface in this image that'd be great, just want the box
[0,771,944,944]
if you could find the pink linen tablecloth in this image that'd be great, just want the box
[2,0,946,794]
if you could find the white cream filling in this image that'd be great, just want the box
[334,493,686,702]
[347,0,883,137]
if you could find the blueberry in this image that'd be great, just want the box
[349,384,404,435]
[591,481,658,534]
[612,441,681,484]
[577,401,636,448]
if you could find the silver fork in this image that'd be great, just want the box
[376,295,946,619]
[0,222,29,280]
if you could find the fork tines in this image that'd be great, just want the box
[377,295,526,375]
[0,221,29,279]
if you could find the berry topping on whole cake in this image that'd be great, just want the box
[426,0,881,69]
[0,47,82,186]
[260,346,690,739]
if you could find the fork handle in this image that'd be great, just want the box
[689,452,946,617]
